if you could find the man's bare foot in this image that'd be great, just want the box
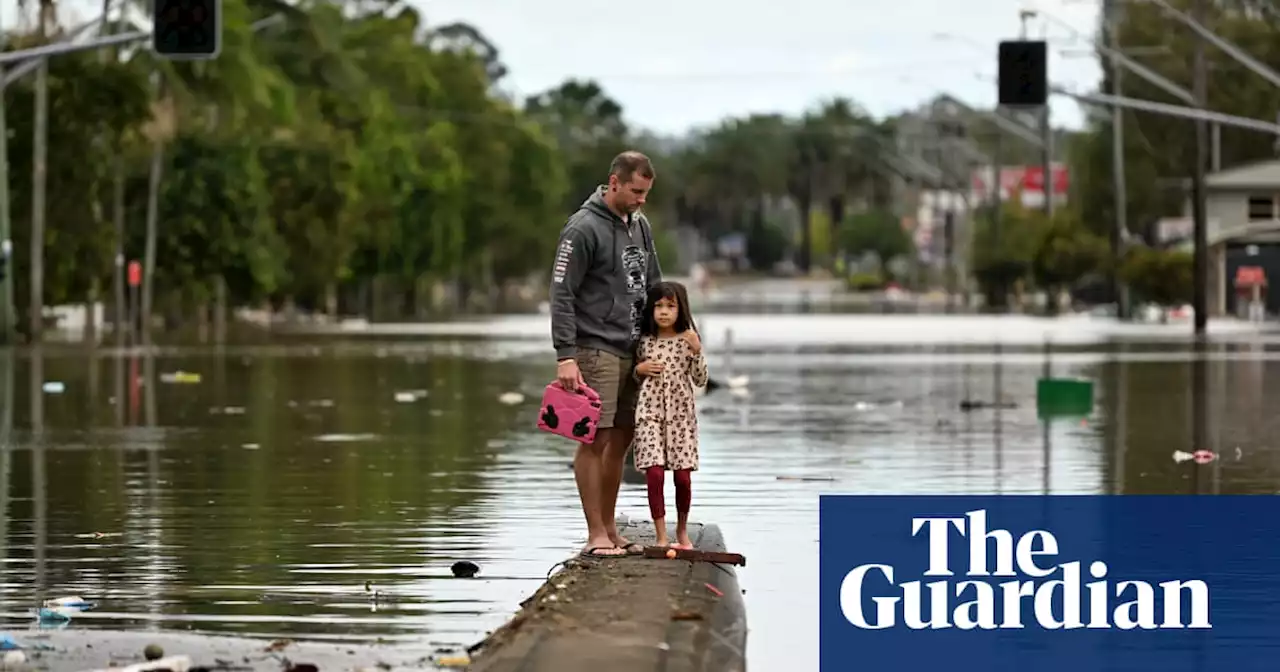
[608,530,642,554]
[673,529,694,550]
[581,537,625,557]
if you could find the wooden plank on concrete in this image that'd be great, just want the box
[641,546,746,566]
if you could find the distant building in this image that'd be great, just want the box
[1176,159,1280,317]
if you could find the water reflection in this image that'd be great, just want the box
[0,315,1274,672]
[1,348,12,598]
[30,346,46,607]
[994,342,1003,493]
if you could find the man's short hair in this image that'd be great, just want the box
[609,151,655,183]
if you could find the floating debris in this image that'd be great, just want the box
[143,643,164,660]
[451,561,480,578]
[314,433,377,443]
[959,400,1018,411]
[1173,450,1217,464]
[242,443,260,450]
[43,596,95,611]
[701,375,748,397]
[436,654,471,668]
[393,390,427,403]
[74,532,122,539]
[2,650,25,668]
[498,392,524,405]
[853,400,904,411]
[35,607,73,624]
[210,406,245,415]
[159,371,201,384]
[291,399,334,408]
[0,634,19,651]
[41,381,65,394]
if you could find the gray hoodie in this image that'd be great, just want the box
[550,187,663,361]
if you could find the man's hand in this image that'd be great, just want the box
[557,358,585,391]
[636,360,665,377]
[682,330,702,355]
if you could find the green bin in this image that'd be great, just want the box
[1036,378,1094,419]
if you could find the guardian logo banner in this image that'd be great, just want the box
[819,496,1280,671]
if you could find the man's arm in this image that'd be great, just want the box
[642,215,663,287]
[550,220,592,360]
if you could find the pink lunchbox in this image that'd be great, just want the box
[536,382,603,444]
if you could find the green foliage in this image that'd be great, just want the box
[1031,211,1110,291]
[745,216,788,271]
[840,210,911,267]
[0,1,588,321]
[1119,247,1194,307]
[805,209,833,264]
[9,0,1222,325]
[1069,1,1280,239]
[846,272,884,292]
[969,202,1047,306]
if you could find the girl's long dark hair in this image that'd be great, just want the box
[639,281,697,338]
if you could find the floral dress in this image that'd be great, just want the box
[631,334,709,471]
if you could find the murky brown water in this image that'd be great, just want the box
[2,313,1280,670]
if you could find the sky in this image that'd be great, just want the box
[418,0,1106,134]
[20,0,1105,136]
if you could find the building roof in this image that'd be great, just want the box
[1207,159,1280,189]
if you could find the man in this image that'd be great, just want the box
[549,151,663,558]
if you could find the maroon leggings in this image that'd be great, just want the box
[645,466,691,520]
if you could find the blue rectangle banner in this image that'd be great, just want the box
[819,496,1280,671]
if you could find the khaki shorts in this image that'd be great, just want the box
[576,347,637,430]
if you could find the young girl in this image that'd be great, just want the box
[632,281,708,550]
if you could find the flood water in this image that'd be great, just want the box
[2,313,1280,671]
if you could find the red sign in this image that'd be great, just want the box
[1235,266,1266,288]
[970,164,1070,198]
[128,260,142,287]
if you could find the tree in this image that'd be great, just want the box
[524,80,629,213]
[840,210,912,270]
[1070,1,1280,242]
[1031,211,1110,308]
[1119,247,1194,312]
[968,202,1047,309]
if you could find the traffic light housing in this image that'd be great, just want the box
[153,0,221,59]
[997,40,1047,107]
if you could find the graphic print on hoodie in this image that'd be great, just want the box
[550,187,663,361]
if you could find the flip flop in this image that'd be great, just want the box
[617,543,644,555]
[580,546,623,558]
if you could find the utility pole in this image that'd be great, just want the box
[1191,0,1209,335]
[1041,108,1053,218]
[29,59,47,342]
[992,131,1002,247]
[141,72,164,347]
[1107,0,1130,320]
[0,9,11,344]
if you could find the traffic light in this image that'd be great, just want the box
[153,0,221,59]
[997,40,1047,107]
